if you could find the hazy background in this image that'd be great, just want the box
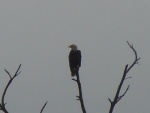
[0,0,150,113]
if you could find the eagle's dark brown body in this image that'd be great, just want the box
[69,49,81,76]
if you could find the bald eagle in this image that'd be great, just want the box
[68,44,81,77]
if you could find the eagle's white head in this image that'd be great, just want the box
[68,44,78,51]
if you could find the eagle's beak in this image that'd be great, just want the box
[68,45,71,48]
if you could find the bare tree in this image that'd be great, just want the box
[0,64,47,113]
[108,41,140,113]
[72,72,86,113]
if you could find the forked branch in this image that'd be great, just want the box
[0,64,48,113]
[126,41,140,73]
[0,64,21,113]
[108,41,140,113]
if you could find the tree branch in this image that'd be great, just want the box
[4,69,12,79]
[117,85,130,103]
[0,64,22,113]
[72,78,77,82]
[108,98,112,103]
[72,72,86,113]
[126,41,140,73]
[40,101,48,113]
[108,41,140,113]
[125,77,132,80]
[1,64,48,113]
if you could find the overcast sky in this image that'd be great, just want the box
[0,0,150,113]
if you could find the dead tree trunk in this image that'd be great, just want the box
[108,41,140,113]
[72,72,86,113]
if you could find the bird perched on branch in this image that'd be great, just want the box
[68,44,81,77]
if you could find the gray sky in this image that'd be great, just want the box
[0,0,150,113]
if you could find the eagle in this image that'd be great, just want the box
[68,44,81,77]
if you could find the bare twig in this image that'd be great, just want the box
[125,77,132,80]
[108,98,112,103]
[117,85,130,103]
[126,41,140,73]
[14,64,21,77]
[72,78,77,82]
[40,101,48,113]
[108,41,140,113]
[4,69,11,79]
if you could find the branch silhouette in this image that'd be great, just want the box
[72,72,86,113]
[0,64,21,113]
[108,41,140,113]
[40,101,48,113]
[0,64,48,113]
